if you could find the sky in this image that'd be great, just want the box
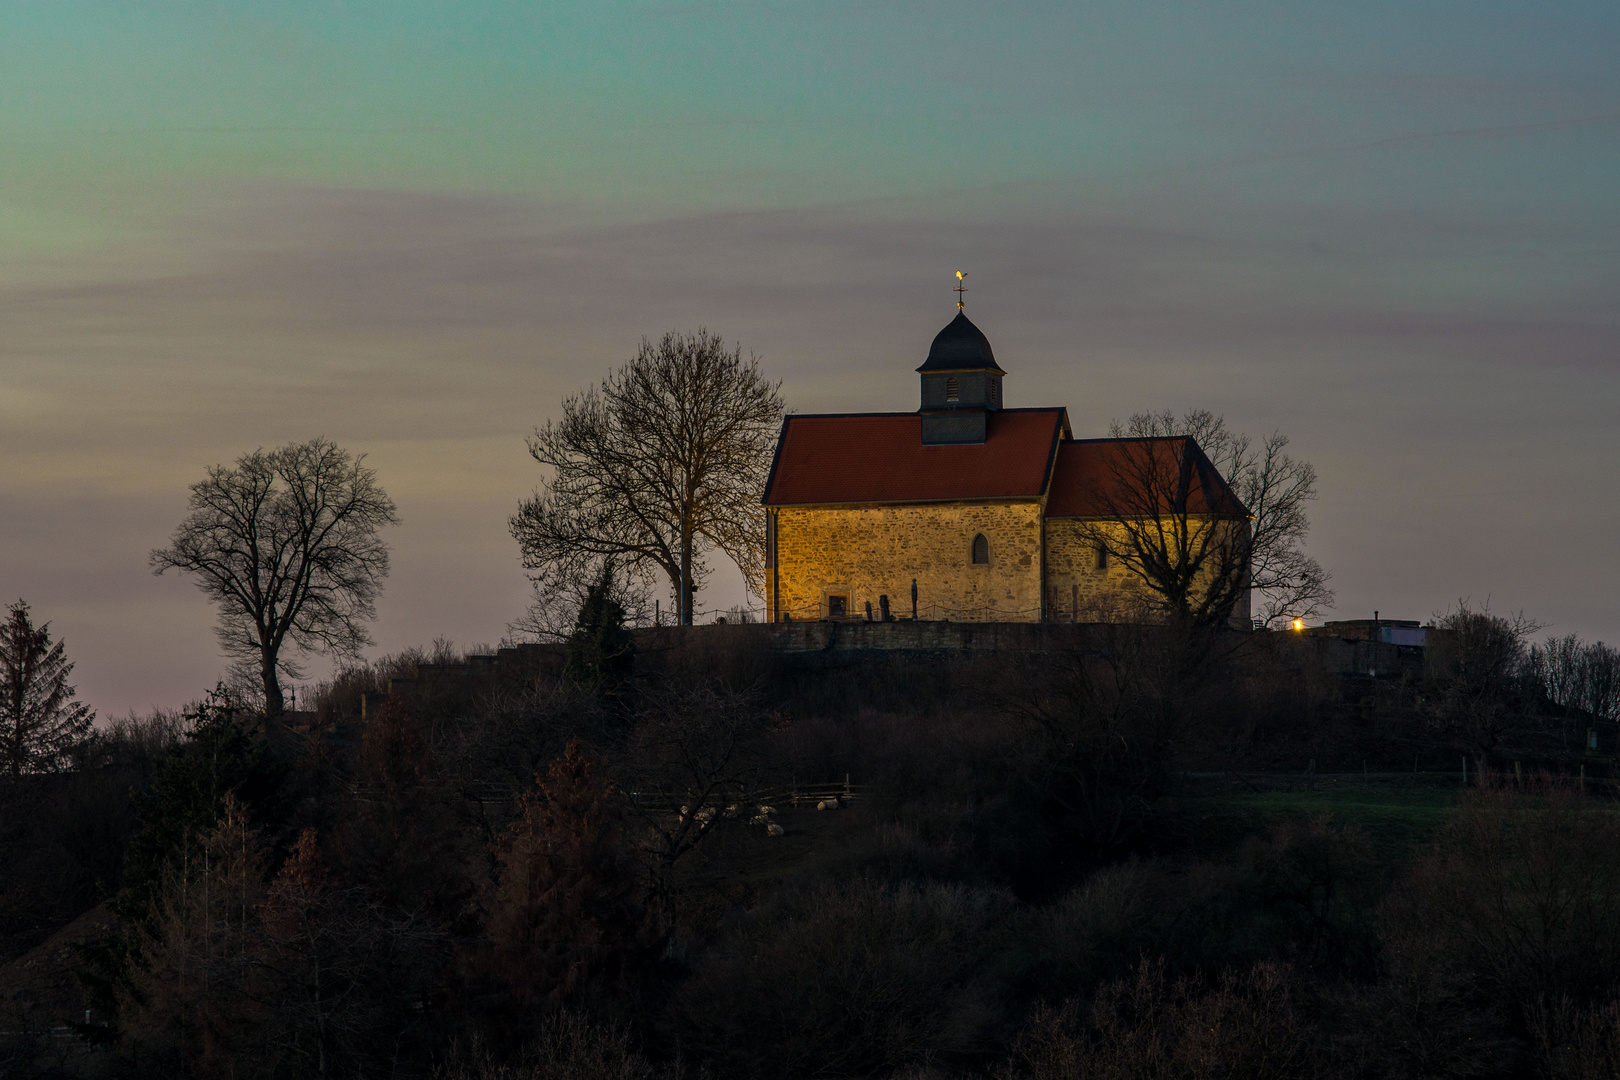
[2,1,1617,718]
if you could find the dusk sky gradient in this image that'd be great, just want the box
[3,2,1617,717]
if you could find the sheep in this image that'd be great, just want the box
[758,805,776,816]
[817,798,840,811]
[766,823,785,837]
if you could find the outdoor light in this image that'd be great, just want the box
[1292,618,1304,631]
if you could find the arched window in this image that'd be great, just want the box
[1095,543,1109,571]
[971,533,990,564]
[945,376,960,402]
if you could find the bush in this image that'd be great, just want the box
[667,876,1015,1079]
[1382,774,1620,1017]
[1001,959,1315,1080]
[1529,996,1620,1080]
[437,1012,664,1080]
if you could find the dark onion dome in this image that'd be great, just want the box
[916,311,1005,373]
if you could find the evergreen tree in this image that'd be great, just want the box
[120,684,286,915]
[564,562,636,692]
[0,599,94,778]
[80,684,286,1038]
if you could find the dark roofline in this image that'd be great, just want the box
[760,415,793,506]
[767,495,1051,509]
[1064,434,1196,445]
[775,407,1063,421]
[1038,409,1070,497]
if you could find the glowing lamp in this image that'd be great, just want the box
[1292,619,1304,632]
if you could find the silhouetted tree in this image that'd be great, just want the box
[565,561,636,693]
[1535,634,1620,723]
[1081,411,1331,631]
[337,695,464,918]
[511,330,784,625]
[1426,603,1541,759]
[0,599,94,778]
[151,438,398,715]
[120,686,284,915]
[116,794,266,1075]
[628,686,774,931]
[482,740,654,1023]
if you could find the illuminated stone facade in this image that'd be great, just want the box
[769,502,1045,622]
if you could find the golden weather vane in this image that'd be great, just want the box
[954,270,967,310]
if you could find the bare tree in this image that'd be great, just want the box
[1083,410,1332,630]
[1535,634,1620,723]
[151,438,398,717]
[1426,602,1542,759]
[624,685,774,933]
[0,600,94,777]
[511,330,785,627]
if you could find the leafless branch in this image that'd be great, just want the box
[511,330,784,626]
[151,438,398,715]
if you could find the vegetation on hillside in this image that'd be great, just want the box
[3,606,1620,1079]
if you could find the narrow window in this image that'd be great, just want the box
[945,376,960,402]
[1095,543,1109,571]
[972,533,990,565]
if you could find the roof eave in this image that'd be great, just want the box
[765,495,1050,509]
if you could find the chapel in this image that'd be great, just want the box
[760,307,1250,624]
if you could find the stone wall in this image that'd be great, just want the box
[767,619,1087,653]
[769,502,1045,623]
[1043,518,1145,620]
[1044,517,1252,626]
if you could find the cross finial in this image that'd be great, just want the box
[954,270,967,310]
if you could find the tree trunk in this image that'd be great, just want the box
[680,523,694,626]
[261,651,285,717]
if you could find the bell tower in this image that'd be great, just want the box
[917,310,1005,445]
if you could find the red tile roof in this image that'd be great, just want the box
[1045,437,1248,518]
[762,409,1067,506]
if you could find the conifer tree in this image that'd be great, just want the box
[0,599,94,777]
[484,740,653,1020]
[564,562,636,692]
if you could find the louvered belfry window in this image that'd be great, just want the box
[946,376,960,402]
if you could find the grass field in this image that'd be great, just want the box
[1159,775,1465,865]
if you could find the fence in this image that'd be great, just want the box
[625,778,865,817]
[772,601,1047,624]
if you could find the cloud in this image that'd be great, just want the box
[2,179,1616,714]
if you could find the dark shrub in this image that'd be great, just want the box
[668,876,1014,1079]
[1001,959,1315,1080]
[1382,774,1620,1016]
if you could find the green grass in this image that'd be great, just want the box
[1159,777,1463,866]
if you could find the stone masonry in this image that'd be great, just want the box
[770,502,1045,622]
